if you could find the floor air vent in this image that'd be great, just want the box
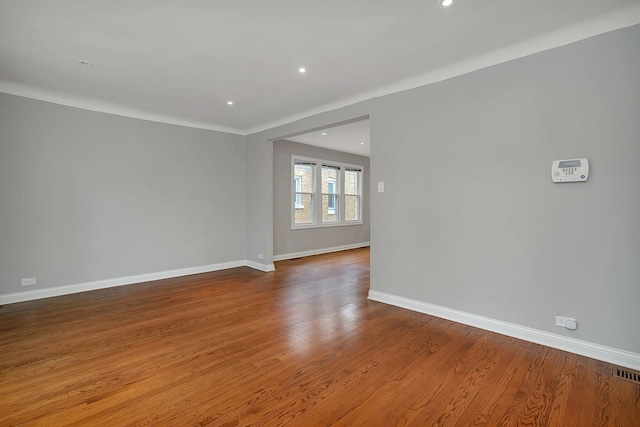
[613,367,640,384]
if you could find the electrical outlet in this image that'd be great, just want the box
[21,277,37,286]
[555,315,568,327]
[258,254,264,260]
[555,315,576,328]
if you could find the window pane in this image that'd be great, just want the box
[293,176,303,207]
[294,164,314,192]
[344,170,359,195]
[327,181,335,209]
[345,195,360,221]
[293,163,314,225]
[294,194,313,224]
[322,194,338,222]
[322,167,338,193]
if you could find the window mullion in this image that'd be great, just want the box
[315,163,321,225]
[340,168,345,223]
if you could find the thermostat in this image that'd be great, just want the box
[551,158,589,183]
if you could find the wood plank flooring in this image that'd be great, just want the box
[1,248,638,426]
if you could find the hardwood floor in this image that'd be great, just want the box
[1,248,638,426]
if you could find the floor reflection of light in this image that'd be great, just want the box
[340,302,359,323]
[288,323,312,351]
[287,300,364,354]
[281,269,366,353]
[319,311,337,340]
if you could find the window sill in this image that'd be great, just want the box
[292,221,363,230]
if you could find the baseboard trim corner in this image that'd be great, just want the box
[368,290,640,371]
[273,242,370,262]
[245,261,276,272]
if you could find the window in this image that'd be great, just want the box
[344,168,361,222]
[293,161,315,224]
[322,166,339,222]
[292,156,363,229]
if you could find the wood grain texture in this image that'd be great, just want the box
[0,248,638,426]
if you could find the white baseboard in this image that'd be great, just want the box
[0,259,274,305]
[368,290,640,371]
[245,260,276,272]
[273,242,370,262]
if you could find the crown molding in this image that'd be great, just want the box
[0,81,245,135]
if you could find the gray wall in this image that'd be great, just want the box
[0,93,246,294]
[245,134,273,266]
[246,24,640,354]
[273,139,370,257]
[370,25,640,353]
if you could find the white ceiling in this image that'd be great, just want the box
[287,119,371,157]
[1,0,640,146]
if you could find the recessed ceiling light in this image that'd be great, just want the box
[298,67,307,73]
[360,142,365,145]
[438,0,456,8]
[321,132,327,136]
[227,100,234,106]
[77,59,94,67]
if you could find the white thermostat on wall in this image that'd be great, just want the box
[551,158,589,183]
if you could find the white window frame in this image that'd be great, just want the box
[291,155,364,229]
[294,176,304,209]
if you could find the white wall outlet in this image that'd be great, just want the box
[21,277,37,286]
[378,182,385,192]
[555,315,577,330]
[258,254,264,260]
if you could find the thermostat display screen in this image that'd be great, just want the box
[559,160,581,168]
